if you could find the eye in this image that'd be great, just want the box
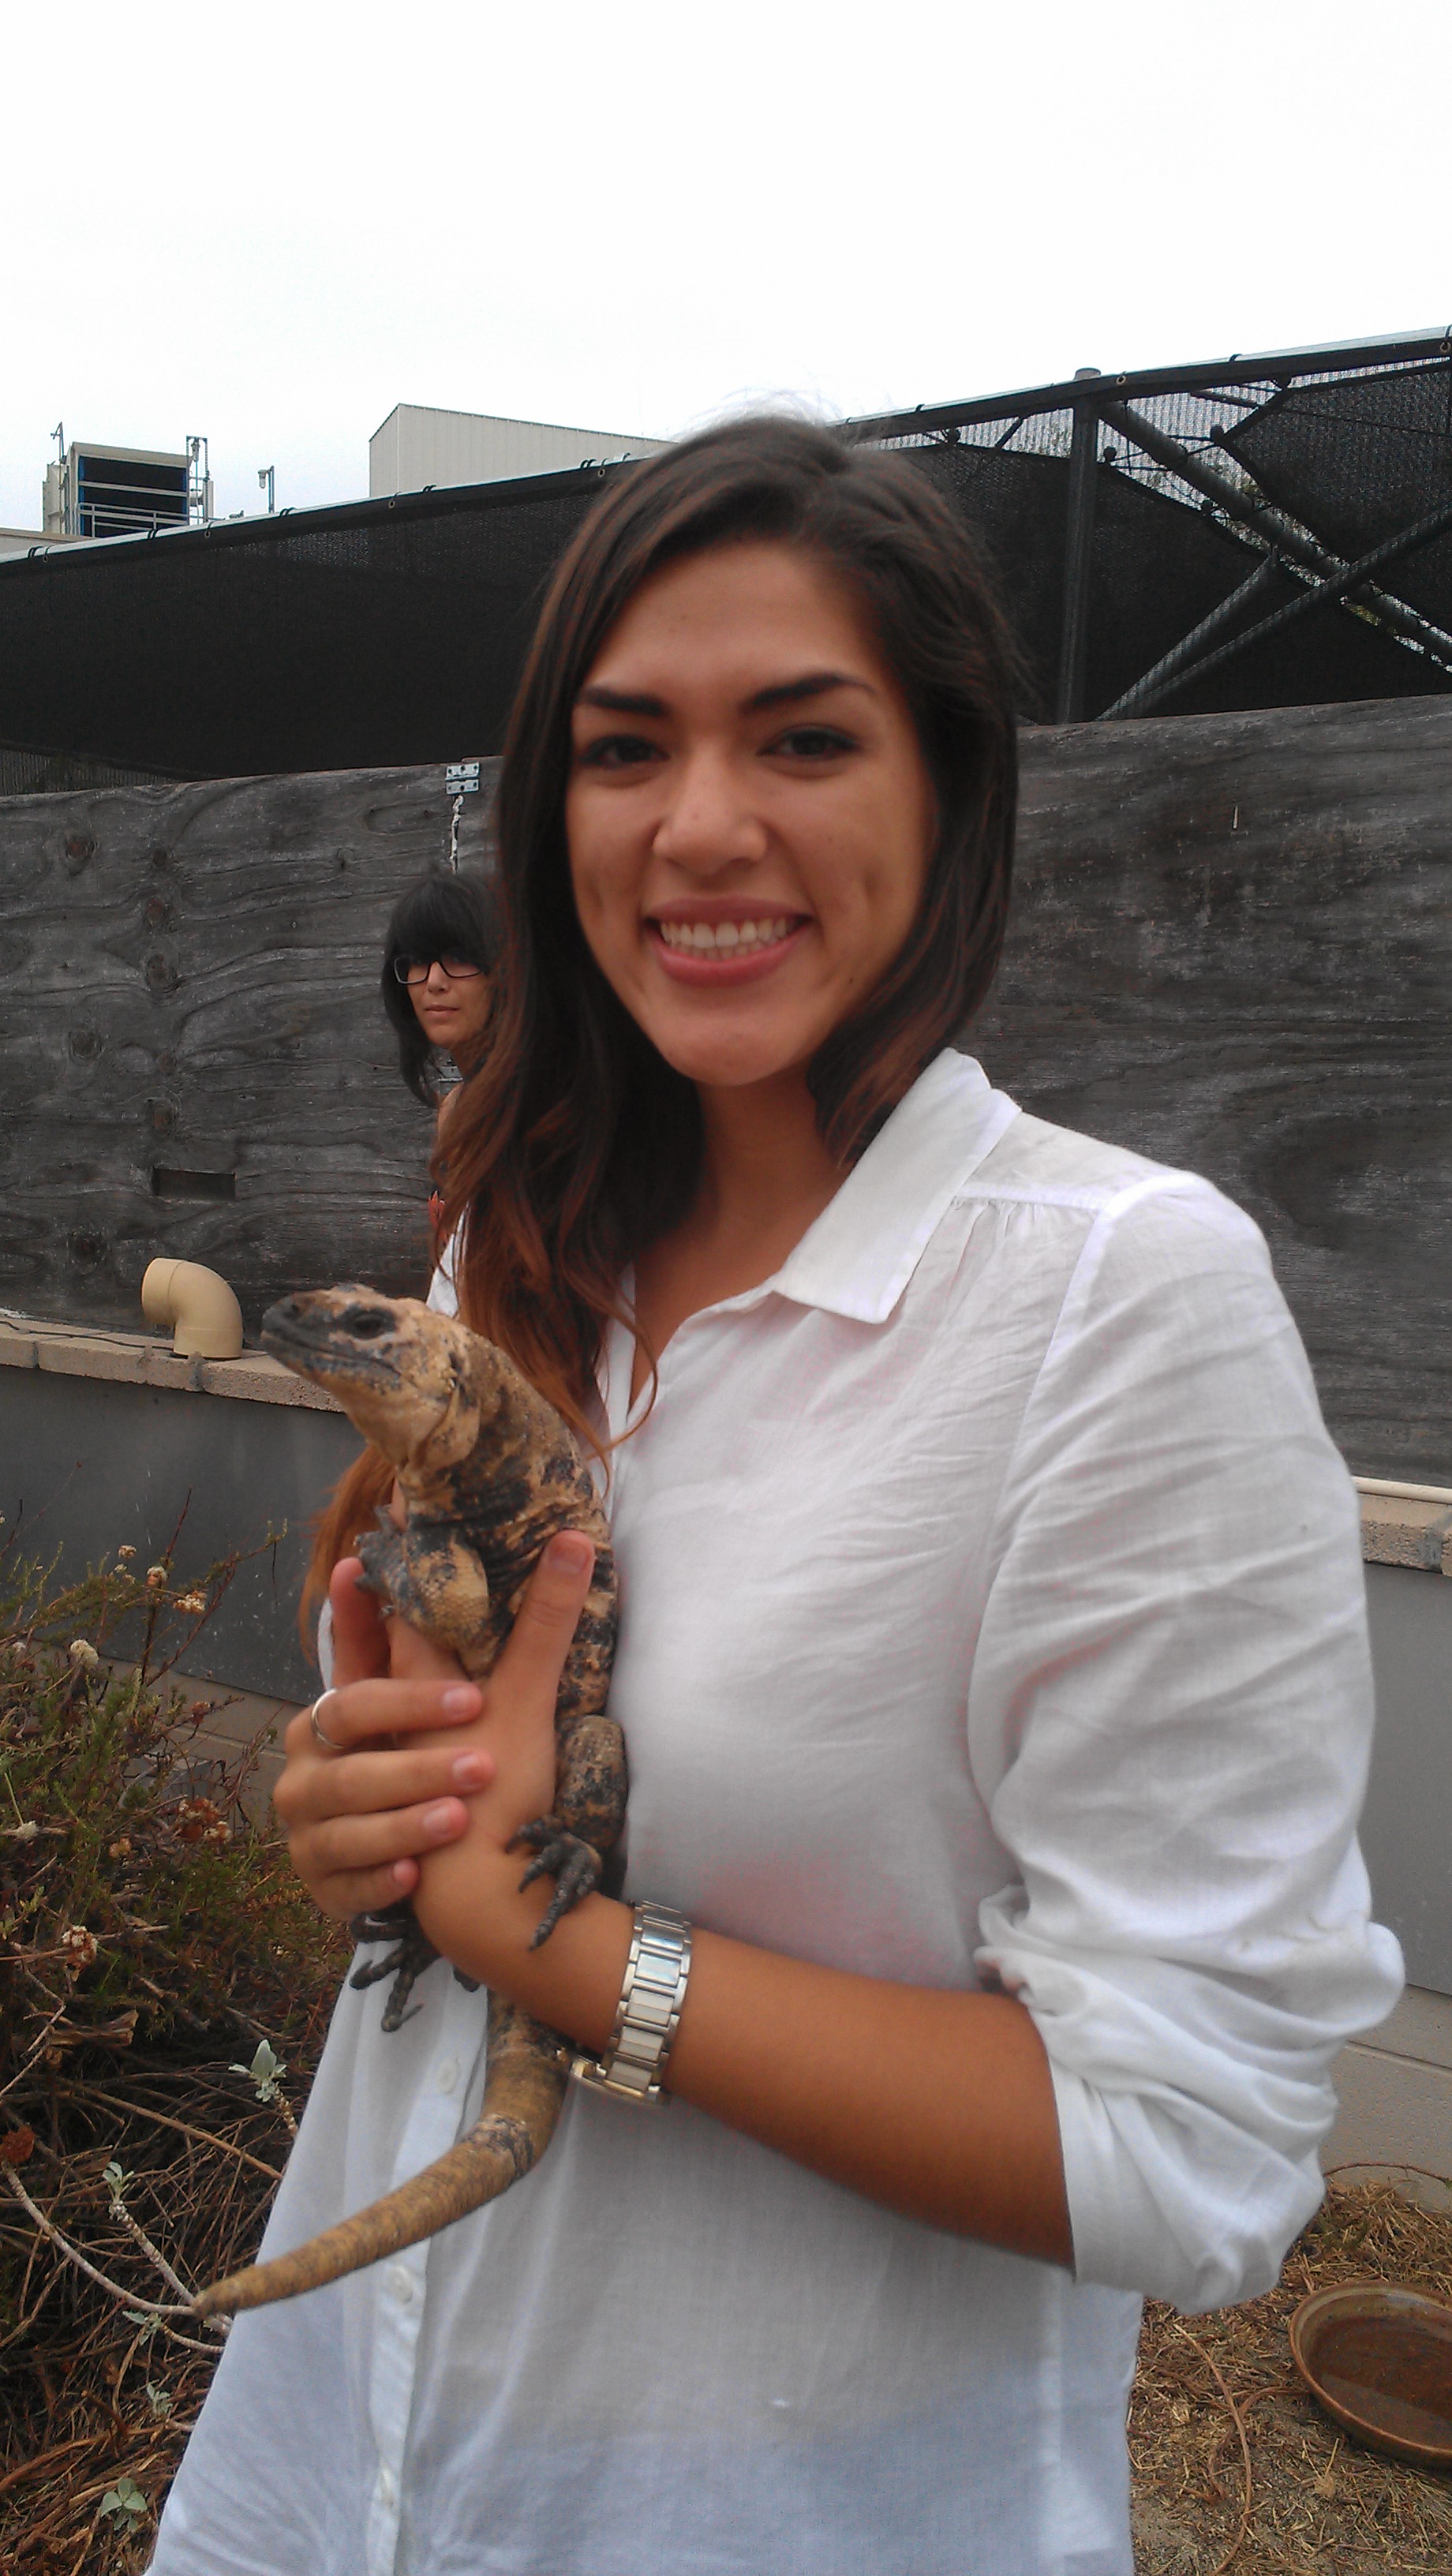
[347,1311,390,1339]
[575,731,662,771]
[769,724,857,761]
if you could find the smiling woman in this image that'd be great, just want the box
[153,420,1400,2576]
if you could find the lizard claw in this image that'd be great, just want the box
[348,1904,441,2031]
[510,1818,604,1947]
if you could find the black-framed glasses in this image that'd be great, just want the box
[392,954,486,987]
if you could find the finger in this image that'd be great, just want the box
[301,1795,470,1885]
[281,1674,481,1763]
[493,1532,595,1698]
[276,1740,494,1828]
[328,1556,391,1689]
[311,1857,421,1923]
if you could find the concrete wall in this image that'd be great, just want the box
[1360,1562,1452,1993]
[0,1320,357,1704]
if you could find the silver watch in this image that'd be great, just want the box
[571,1901,692,2102]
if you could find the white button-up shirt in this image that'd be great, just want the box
[152,1050,1401,2576]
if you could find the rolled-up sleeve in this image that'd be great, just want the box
[969,1174,1404,2312]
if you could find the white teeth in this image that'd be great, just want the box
[657,917,794,954]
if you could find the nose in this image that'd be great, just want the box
[651,744,767,875]
[423,961,451,995]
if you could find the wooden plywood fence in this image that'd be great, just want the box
[0,761,499,1332]
[979,696,1452,1482]
[2,696,1448,1478]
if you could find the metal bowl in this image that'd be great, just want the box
[1289,2283,1452,2469]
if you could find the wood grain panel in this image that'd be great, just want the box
[982,696,1452,1478]
[0,762,499,1331]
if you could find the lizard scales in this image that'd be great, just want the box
[196,1286,623,2318]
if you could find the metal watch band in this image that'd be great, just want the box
[571,1901,692,2102]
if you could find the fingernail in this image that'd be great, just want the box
[391,1859,417,1889]
[423,1801,461,1840]
[548,1533,593,1574]
[451,1752,488,1788]
[441,1685,481,1716]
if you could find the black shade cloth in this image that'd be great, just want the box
[2,353,1450,788]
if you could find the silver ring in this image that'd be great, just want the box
[309,1692,345,1754]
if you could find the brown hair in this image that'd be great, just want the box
[299,1442,395,1646]
[435,416,1020,1446]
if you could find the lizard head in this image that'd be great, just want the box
[260,1286,503,1478]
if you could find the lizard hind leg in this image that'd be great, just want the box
[348,1904,443,2031]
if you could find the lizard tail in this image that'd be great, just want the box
[194,2003,568,2318]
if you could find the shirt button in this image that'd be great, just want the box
[386,2263,414,2305]
[432,2057,461,2094]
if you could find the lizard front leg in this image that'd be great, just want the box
[357,1514,492,1655]
[511,1709,627,1948]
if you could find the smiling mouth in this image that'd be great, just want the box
[653,915,800,957]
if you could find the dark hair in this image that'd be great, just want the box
[443,415,1020,1446]
[380,870,503,1104]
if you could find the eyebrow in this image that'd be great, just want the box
[574,669,876,720]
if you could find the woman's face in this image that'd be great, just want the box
[408,957,492,1064]
[566,541,934,1096]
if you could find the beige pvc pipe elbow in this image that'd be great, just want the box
[141,1258,245,1361]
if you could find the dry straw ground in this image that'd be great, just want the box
[1129,2178,1452,2571]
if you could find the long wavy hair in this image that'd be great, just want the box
[436,416,1020,1447]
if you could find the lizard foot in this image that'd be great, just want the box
[509,1818,604,1949]
[348,1903,442,2031]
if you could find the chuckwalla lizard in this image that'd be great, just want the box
[196,1286,623,2317]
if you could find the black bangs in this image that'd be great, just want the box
[380,870,503,1106]
[384,870,503,972]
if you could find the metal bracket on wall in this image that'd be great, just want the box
[445,761,481,871]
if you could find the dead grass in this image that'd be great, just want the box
[1131,2180,1452,2573]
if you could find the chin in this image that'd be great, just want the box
[650,1024,816,1092]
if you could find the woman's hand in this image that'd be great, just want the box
[273,1559,488,1923]
[272,1534,597,1928]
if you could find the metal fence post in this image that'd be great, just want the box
[1055,367,1101,723]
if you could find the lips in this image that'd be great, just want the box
[646,910,808,986]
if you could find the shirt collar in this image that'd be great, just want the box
[770,1049,1019,1325]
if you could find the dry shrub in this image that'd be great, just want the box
[0,1544,346,2569]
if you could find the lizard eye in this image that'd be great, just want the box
[348,1312,390,1339]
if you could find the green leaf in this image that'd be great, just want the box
[99,2475,148,2521]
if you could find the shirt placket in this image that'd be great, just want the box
[364,1975,491,2576]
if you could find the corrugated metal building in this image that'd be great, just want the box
[369,402,665,496]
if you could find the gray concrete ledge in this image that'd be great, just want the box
[0,1312,342,1411]
[1357,1482,1452,1575]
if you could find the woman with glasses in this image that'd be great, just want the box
[380,869,500,1114]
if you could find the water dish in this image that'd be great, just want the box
[1289,2283,1452,2469]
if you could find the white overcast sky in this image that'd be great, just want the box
[3,0,1449,530]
